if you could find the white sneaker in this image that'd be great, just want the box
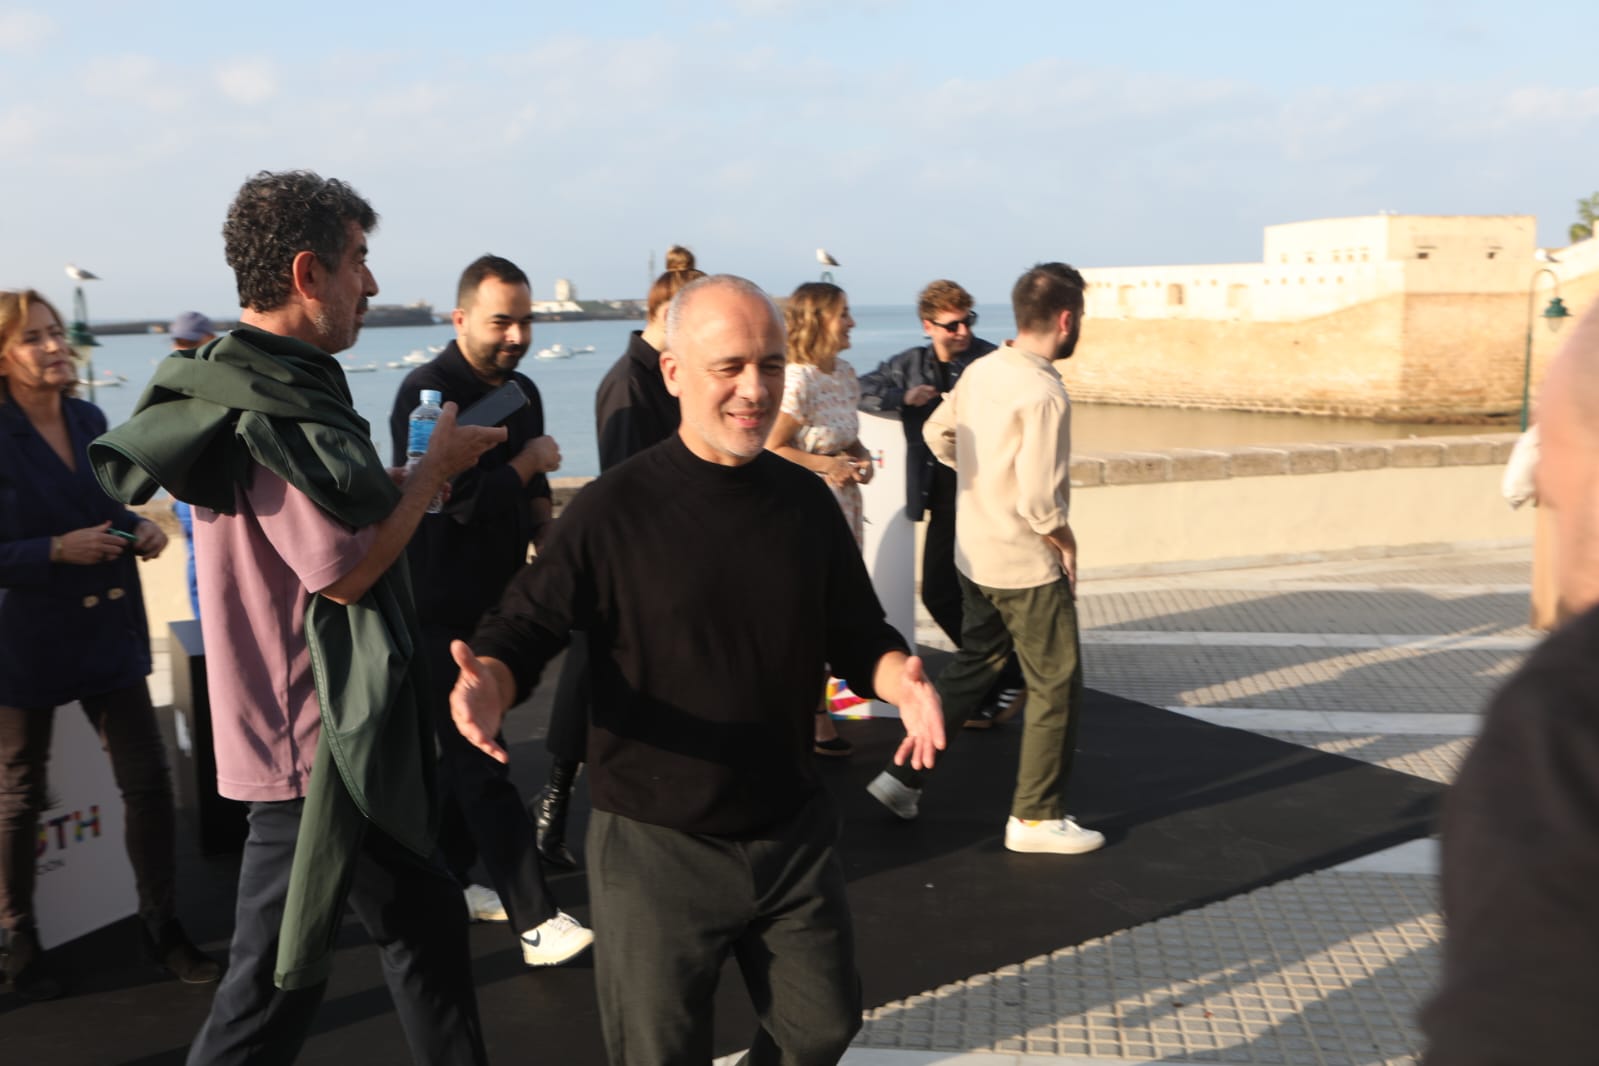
[866,771,922,821]
[520,911,594,967]
[462,883,508,923]
[1004,815,1105,855]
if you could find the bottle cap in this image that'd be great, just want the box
[420,389,443,406]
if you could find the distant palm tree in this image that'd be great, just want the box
[1571,191,1599,244]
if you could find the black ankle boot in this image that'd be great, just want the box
[531,760,580,869]
[142,919,222,985]
[3,926,64,1002]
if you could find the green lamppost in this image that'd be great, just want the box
[1521,266,1571,430]
[65,265,101,404]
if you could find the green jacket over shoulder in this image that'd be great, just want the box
[89,326,437,990]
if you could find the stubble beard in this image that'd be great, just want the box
[312,306,358,355]
[461,333,527,384]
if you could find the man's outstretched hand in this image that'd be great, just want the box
[886,654,945,771]
[449,640,510,765]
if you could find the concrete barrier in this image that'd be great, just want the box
[1067,432,1531,576]
[130,431,1533,636]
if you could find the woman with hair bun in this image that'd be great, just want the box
[532,247,707,868]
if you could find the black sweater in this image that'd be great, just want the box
[471,435,908,835]
[594,331,679,473]
[388,345,551,628]
[1422,603,1599,1063]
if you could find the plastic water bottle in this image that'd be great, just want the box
[406,389,445,514]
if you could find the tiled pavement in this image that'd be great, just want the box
[829,546,1535,1066]
[150,545,1527,1066]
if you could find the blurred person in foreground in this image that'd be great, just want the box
[450,274,945,1065]
[858,280,1026,729]
[91,170,501,1065]
[532,245,705,868]
[866,263,1105,857]
[1421,301,1599,1064]
[0,289,217,1001]
[388,254,590,966]
[765,281,874,756]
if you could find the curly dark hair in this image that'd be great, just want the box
[222,170,379,312]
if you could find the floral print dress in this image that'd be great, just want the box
[781,360,863,548]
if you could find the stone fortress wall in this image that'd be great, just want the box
[1068,215,1599,419]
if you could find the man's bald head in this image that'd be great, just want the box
[660,274,788,467]
[1534,301,1599,618]
[664,274,783,354]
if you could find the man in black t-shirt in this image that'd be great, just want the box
[1422,302,1599,1063]
[450,275,946,1066]
[389,255,592,968]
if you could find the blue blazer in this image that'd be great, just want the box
[0,398,152,707]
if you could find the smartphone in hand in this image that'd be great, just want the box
[457,382,529,428]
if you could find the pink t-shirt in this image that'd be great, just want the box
[193,468,377,802]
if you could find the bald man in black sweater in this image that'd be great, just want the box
[1422,302,1599,1064]
[449,275,945,1066]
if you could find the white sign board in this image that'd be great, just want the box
[34,703,138,945]
[856,411,916,719]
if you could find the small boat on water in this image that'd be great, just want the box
[401,349,429,365]
[571,344,596,355]
[344,362,380,373]
[78,371,127,388]
[535,344,573,360]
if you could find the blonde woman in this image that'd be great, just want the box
[766,282,874,754]
[766,282,873,542]
[0,289,217,999]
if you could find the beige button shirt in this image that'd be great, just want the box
[923,341,1072,590]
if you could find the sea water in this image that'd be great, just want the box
[76,305,1490,479]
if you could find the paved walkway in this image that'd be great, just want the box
[148,547,1522,1066]
[828,546,1533,1066]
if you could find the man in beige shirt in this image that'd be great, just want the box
[868,262,1104,856]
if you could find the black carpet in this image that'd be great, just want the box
[1,687,1441,1066]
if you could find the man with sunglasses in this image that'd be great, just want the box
[860,280,1025,727]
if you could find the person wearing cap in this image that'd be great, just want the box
[166,312,218,619]
[169,312,217,351]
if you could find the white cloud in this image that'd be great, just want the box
[0,8,54,50]
[82,54,187,112]
[0,102,44,146]
[8,28,1599,315]
[216,60,278,106]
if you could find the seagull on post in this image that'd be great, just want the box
[816,248,839,282]
[65,264,101,281]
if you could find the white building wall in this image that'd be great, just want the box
[1084,215,1544,324]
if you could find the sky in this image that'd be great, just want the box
[2,0,1597,319]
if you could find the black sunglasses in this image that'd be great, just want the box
[930,311,978,333]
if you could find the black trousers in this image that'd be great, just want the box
[589,794,862,1066]
[922,467,1023,691]
[0,682,177,938]
[186,799,487,1066]
[423,623,557,935]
